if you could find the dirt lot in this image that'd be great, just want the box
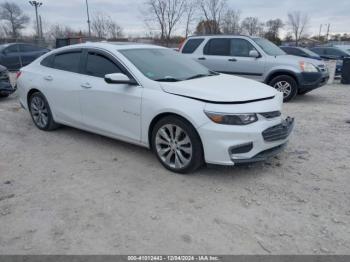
[0,84,350,255]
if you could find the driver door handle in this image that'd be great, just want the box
[198,57,206,60]
[81,83,92,89]
[44,75,53,81]
[228,58,237,62]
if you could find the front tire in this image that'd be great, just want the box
[29,92,60,131]
[151,116,204,174]
[269,75,298,102]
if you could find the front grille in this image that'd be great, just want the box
[262,118,294,142]
[260,111,281,119]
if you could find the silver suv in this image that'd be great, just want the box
[180,35,329,102]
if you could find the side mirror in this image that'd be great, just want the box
[249,50,260,58]
[104,73,137,85]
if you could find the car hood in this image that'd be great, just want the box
[160,74,278,103]
[278,54,326,66]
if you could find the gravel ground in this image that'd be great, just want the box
[0,84,350,255]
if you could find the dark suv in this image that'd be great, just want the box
[0,43,49,70]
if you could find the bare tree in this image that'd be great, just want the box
[91,12,123,39]
[47,24,76,40]
[222,9,241,34]
[0,1,29,38]
[108,20,123,39]
[198,0,227,34]
[265,18,284,44]
[92,12,109,39]
[195,20,219,35]
[287,11,309,46]
[241,17,264,36]
[145,0,186,45]
[184,0,197,38]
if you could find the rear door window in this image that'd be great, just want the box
[326,48,346,56]
[312,48,325,55]
[52,51,82,73]
[85,52,122,78]
[182,39,204,54]
[20,44,43,52]
[4,45,20,54]
[204,39,230,56]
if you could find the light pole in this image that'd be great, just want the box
[85,0,92,38]
[29,1,43,40]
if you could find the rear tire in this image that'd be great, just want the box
[151,115,204,174]
[29,92,60,131]
[269,75,298,102]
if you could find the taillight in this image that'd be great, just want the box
[16,71,22,79]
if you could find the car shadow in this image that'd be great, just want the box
[52,125,272,179]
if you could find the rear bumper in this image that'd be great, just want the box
[297,71,329,92]
[0,81,15,96]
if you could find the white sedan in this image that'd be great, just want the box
[17,42,294,173]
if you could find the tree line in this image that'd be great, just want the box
[0,1,123,42]
[0,0,349,46]
[144,0,311,46]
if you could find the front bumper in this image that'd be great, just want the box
[198,116,294,166]
[297,71,329,93]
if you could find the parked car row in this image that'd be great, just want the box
[0,43,50,98]
[0,43,49,71]
[281,45,350,77]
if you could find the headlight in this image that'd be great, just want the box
[299,61,318,72]
[205,111,258,125]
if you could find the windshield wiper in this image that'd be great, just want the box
[155,77,181,82]
[186,72,219,81]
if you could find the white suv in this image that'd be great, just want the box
[180,35,329,102]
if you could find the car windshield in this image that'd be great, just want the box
[253,38,286,56]
[119,48,214,82]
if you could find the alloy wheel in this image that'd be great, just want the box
[274,81,292,98]
[30,96,49,128]
[155,124,193,169]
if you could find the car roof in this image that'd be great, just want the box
[55,42,165,52]
[187,34,253,39]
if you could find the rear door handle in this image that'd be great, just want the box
[44,75,53,81]
[198,57,206,60]
[81,83,92,89]
[228,58,237,62]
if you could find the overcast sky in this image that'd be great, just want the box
[17,0,350,37]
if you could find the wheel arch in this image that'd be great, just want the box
[27,88,41,108]
[148,112,204,153]
[264,70,300,87]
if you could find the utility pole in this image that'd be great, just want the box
[85,0,92,38]
[318,24,323,41]
[39,15,43,40]
[29,1,43,41]
[326,24,331,42]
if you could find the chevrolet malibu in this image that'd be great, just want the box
[17,43,294,174]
